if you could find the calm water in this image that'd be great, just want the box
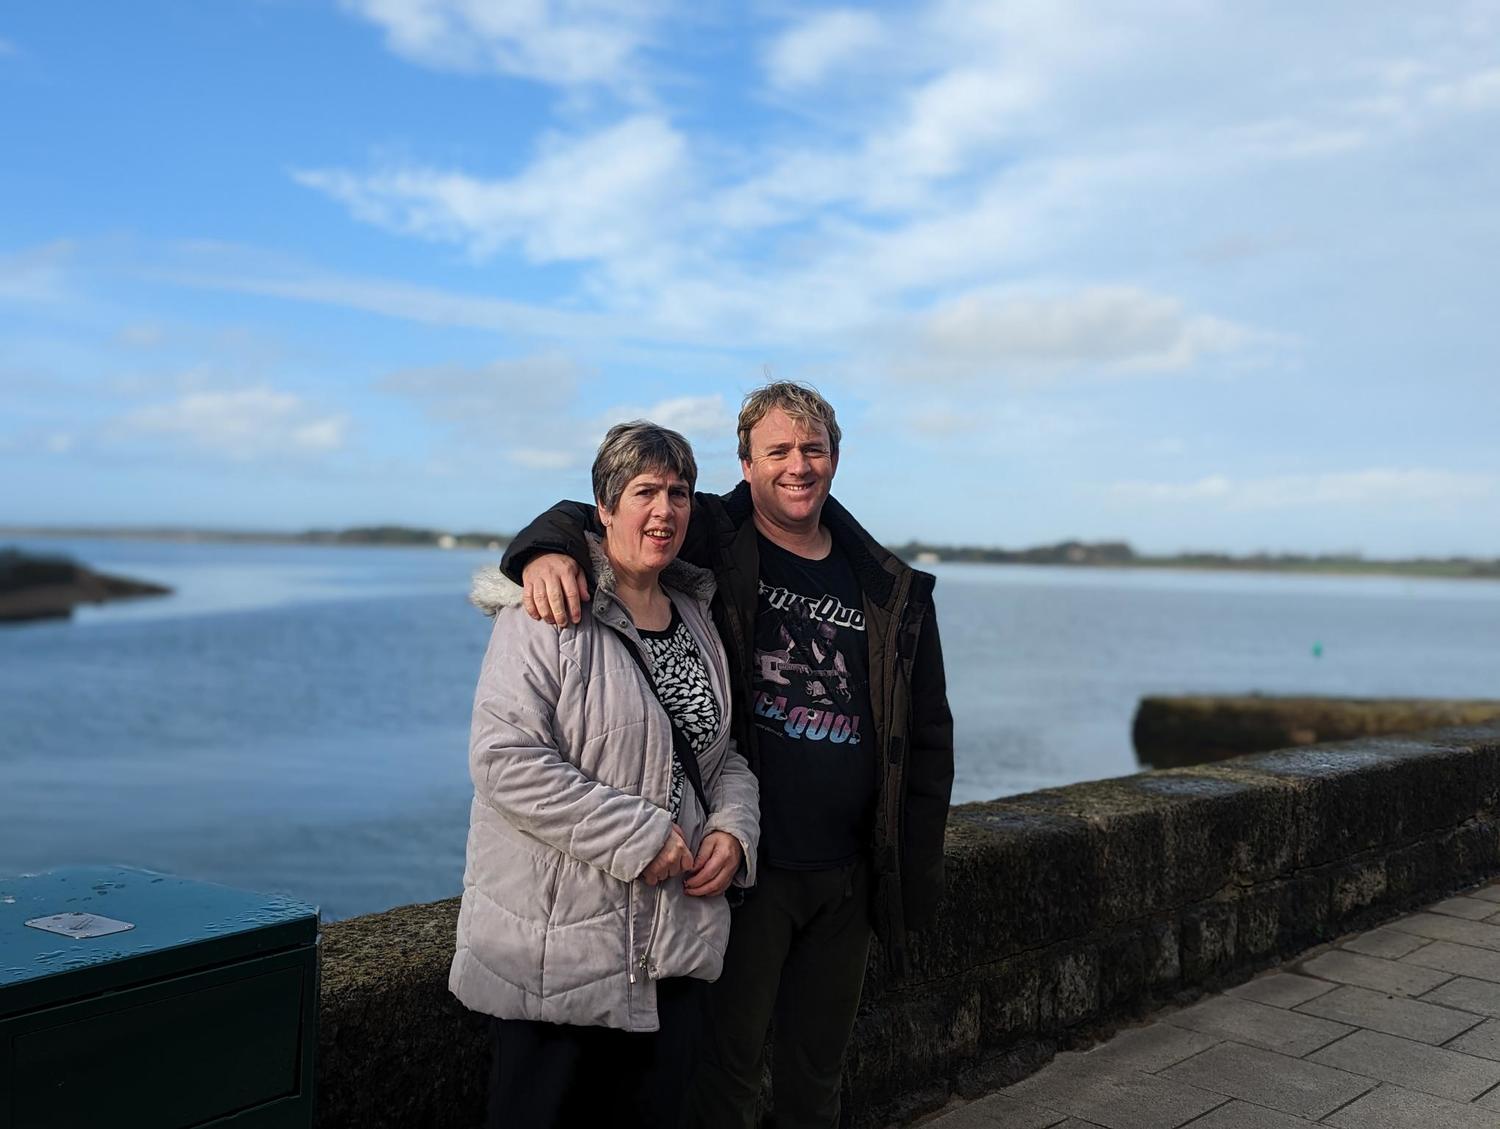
[3,537,1498,921]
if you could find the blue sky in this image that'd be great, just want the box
[2,1,1497,555]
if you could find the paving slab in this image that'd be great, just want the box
[1003,1060,1227,1129]
[1339,927,1429,960]
[1404,935,1500,983]
[1158,1042,1372,1119]
[1448,1019,1500,1061]
[1067,1024,1220,1074]
[1465,884,1500,905]
[1386,912,1500,951]
[1430,897,1500,922]
[924,1092,1069,1128]
[1324,1082,1500,1128]
[1423,976,1500,1019]
[1296,949,1451,997]
[1161,996,1350,1056]
[1403,939,1500,983]
[1225,973,1336,1010]
[1308,1027,1500,1101]
[1170,1100,1321,1128]
[1295,984,1484,1044]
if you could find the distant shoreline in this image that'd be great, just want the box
[4,526,1498,581]
[0,525,511,551]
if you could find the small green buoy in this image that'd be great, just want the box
[1312,641,1324,658]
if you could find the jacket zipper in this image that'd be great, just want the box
[627,879,638,984]
[639,885,665,979]
[882,579,914,960]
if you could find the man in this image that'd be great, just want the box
[502,382,954,1129]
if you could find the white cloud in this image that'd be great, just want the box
[863,395,1100,452]
[896,286,1257,383]
[377,364,733,477]
[509,447,577,471]
[165,253,620,340]
[120,388,349,460]
[338,0,662,93]
[1427,66,1500,112]
[1230,116,1370,159]
[1111,475,1233,504]
[599,394,733,437]
[117,324,166,348]
[871,67,1040,188]
[381,354,580,429]
[269,3,1500,386]
[1111,469,1497,510]
[0,36,16,57]
[380,353,601,473]
[764,9,886,91]
[1237,58,1500,160]
[0,242,74,303]
[295,116,690,264]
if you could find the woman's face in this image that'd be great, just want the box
[599,469,691,581]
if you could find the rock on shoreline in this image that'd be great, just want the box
[0,548,172,623]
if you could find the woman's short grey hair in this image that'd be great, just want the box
[592,421,698,512]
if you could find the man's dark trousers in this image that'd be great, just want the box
[690,858,872,1129]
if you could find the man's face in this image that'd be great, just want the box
[741,407,838,535]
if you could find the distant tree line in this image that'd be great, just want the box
[890,539,1135,565]
[295,526,508,548]
[890,539,1500,578]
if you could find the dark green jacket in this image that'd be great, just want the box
[501,482,955,972]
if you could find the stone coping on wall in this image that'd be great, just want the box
[316,722,1500,1128]
[1133,694,1500,769]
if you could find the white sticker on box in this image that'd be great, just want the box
[25,912,136,939]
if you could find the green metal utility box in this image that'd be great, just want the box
[0,866,318,1129]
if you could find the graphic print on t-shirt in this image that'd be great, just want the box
[751,535,877,869]
[751,580,866,745]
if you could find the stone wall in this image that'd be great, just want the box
[1133,694,1500,769]
[316,722,1500,1128]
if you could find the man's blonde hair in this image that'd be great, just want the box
[736,381,842,462]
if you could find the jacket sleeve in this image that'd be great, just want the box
[902,605,955,932]
[705,738,760,888]
[499,500,599,584]
[470,609,674,883]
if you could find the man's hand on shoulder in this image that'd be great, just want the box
[521,553,590,625]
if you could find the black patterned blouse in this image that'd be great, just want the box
[638,603,721,819]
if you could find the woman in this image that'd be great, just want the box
[451,421,759,1129]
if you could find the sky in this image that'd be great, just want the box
[2,1,1498,556]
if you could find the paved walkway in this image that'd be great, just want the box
[922,879,1500,1129]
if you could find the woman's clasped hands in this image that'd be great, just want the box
[642,825,743,898]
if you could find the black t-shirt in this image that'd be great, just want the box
[751,534,876,869]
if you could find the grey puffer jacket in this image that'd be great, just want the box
[450,537,759,1032]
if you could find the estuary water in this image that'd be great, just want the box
[3,536,1498,921]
